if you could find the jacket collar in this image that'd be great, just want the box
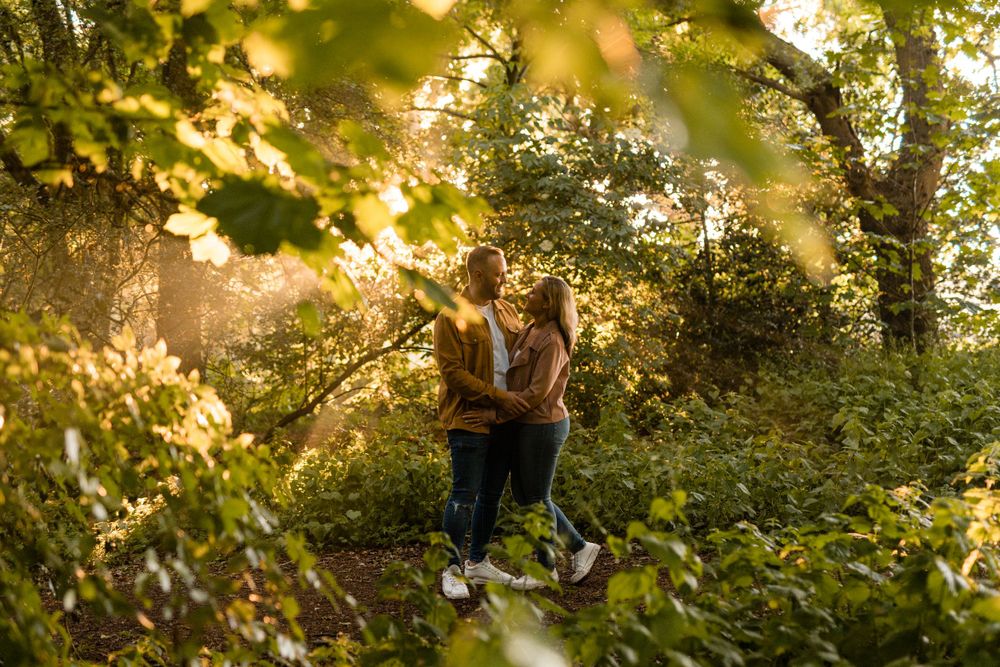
[528,319,561,339]
[461,286,496,311]
[510,321,561,370]
[460,286,516,320]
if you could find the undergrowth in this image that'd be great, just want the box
[280,346,1000,545]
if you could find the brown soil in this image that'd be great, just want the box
[54,545,660,661]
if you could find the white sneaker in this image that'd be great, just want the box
[441,564,470,599]
[464,556,515,585]
[569,542,601,584]
[511,568,558,591]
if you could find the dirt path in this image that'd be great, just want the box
[56,545,657,661]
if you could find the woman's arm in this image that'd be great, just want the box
[513,340,568,411]
[463,334,567,427]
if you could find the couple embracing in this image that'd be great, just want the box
[433,245,600,599]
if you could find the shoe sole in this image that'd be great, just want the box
[510,582,545,591]
[443,589,470,599]
[467,575,514,586]
[569,546,600,584]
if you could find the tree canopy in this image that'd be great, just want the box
[1,0,998,664]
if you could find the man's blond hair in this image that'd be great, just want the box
[466,245,504,278]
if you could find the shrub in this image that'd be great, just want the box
[333,453,1000,666]
[277,406,450,545]
[278,347,1000,548]
[0,313,336,664]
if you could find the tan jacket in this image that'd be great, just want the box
[433,288,522,433]
[503,321,570,424]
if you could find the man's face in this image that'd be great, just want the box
[475,254,507,301]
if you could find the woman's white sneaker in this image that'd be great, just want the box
[511,568,558,591]
[569,542,601,584]
[441,564,470,599]
[464,556,515,585]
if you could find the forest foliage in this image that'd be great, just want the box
[1,0,999,664]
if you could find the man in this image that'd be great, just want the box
[433,245,527,599]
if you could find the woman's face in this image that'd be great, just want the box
[524,280,548,319]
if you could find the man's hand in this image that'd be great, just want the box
[495,390,529,415]
[464,408,496,428]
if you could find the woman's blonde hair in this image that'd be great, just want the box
[540,276,578,355]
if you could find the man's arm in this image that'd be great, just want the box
[434,314,497,402]
[434,313,531,417]
[467,338,566,427]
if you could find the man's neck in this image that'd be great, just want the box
[468,286,492,307]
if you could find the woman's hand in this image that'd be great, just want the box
[464,408,496,428]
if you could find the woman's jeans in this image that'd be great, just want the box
[471,418,585,570]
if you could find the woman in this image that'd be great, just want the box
[467,276,600,589]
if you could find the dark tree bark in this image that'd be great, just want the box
[29,0,75,163]
[705,5,947,350]
[155,229,205,375]
[154,37,207,374]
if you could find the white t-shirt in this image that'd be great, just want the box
[476,302,510,391]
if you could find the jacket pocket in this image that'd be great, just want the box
[458,330,481,345]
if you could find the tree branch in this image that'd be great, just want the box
[448,53,505,61]
[427,73,487,89]
[409,106,475,121]
[882,7,947,215]
[731,67,806,102]
[744,14,879,202]
[29,0,72,67]
[464,25,508,64]
[261,314,433,442]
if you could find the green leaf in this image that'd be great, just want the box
[607,535,630,558]
[607,566,658,604]
[650,492,687,523]
[198,178,321,254]
[320,265,365,310]
[296,301,322,338]
[338,121,389,161]
[399,268,457,310]
[353,194,394,239]
[263,125,329,183]
[164,209,216,238]
[86,4,173,66]
[396,183,486,253]
[246,1,455,90]
[8,124,50,167]
[638,534,688,566]
[972,595,1000,621]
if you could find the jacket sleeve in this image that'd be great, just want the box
[433,314,498,402]
[509,337,568,415]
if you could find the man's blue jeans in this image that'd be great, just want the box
[442,428,501,567]
[472,419,585,570]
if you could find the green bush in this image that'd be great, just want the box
[0,313,337,664]
[660,347,1000,529]
[328,454,1000,666]
[279,347,1000,549]
[277,406,450,545]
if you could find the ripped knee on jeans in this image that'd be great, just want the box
[448,499,475,515]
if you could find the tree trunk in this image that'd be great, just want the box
[149,31,209,375]
[156,230,205,375]
[730,6,945,350]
